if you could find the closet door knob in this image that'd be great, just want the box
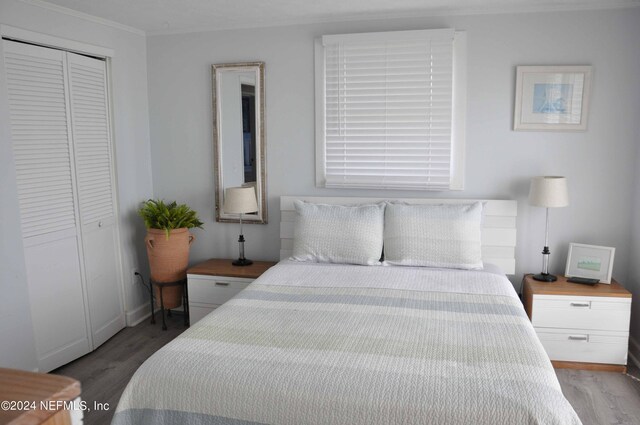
[98,221,103,227]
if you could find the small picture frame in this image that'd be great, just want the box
[565,243,615,284]
[514,65,592,131]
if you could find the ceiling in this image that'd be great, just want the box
[32,0,640,34]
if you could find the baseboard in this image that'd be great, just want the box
[629,337,640,369]
[125,303,151,327]
[551,360,626,373]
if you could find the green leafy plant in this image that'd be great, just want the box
[138,199,204,239]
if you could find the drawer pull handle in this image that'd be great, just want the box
[215,282,230,287]
[570,302,590,307]
[568,335,588,341]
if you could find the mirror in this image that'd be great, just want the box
[212,62,267,223]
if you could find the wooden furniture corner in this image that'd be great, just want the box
[0,368,81,425]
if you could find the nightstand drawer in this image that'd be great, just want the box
[189,303,218,324]
[532,295,631,332]
[536,328,629,365]
[188,275,252,305]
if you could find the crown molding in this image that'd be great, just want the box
[146,0,640,36]
[17,0,640,37]
[1,24,115,57]
[19,0,146,36]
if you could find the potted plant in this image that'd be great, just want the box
[139,199,204,310]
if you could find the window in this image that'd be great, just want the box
[315,29,466,190]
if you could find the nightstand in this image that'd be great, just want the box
[523,274,631,372]
[187,259,277,324]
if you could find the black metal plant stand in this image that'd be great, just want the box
[150,278,189,330]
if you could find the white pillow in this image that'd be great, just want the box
[383,202,484,270]
[291,201,384,266]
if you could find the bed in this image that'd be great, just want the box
[112,197,581,425]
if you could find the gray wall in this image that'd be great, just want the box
[0,0,154,370]
[629,127,640,348]
[147,7,640,302]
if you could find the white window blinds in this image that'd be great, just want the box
[317,29,463,190]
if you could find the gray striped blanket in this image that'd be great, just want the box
[113,262,581,425]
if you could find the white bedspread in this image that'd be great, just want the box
[113,261,582,425]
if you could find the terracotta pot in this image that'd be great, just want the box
[145,228,195,310]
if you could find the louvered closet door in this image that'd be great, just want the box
[3,40,91,371]
[67,52,124,349]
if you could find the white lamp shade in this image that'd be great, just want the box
[529,176,569,208]
[223,186,258,214]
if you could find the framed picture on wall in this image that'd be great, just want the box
[514,65,592,131]
[565,243,615,284]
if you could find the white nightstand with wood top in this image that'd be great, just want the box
[523,274,632,373]
[187,259,277,324]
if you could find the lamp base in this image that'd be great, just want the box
[532,273,557,282]
[232,258,253,267]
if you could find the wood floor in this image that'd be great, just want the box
[556,365,640,425]
[53,313,187,425]
[54,315,640,425]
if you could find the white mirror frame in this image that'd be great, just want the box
[212,62,267,224]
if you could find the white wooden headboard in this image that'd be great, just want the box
[280,196,518,275]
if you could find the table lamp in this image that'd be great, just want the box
[529,176,569,282]
[223,186,258,266]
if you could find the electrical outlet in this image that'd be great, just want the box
[132,269,141,285]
